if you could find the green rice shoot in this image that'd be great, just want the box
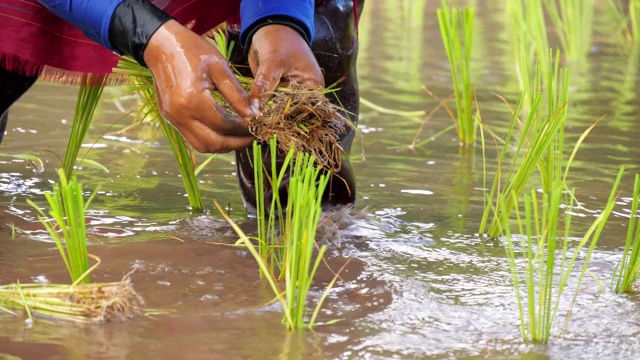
[506,0,549,106]
[437,0,476,146]
[6,170,146,323]
[113,57,205,212]
[63,74,107,179]
[27,168,97,284]
[216,146,339,330]
[502,168,623,343]
[480,51,570,238]
[612,172,640,293]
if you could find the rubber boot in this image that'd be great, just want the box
[229,0,364,213]
[0,68,40,145]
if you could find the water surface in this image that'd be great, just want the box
[2,1,640,359]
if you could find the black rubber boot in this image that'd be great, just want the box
[229,0,364,212]
[0,68,40,145]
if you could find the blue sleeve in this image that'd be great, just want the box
[37,0,125,50]
[240,0,315,43]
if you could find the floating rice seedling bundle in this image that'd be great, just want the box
[0,280,144,323]
[612,173,640,293]
[3,169,145,323]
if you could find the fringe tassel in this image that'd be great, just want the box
[40,67,127,86]
[0,53,43,78]
[1,52,127,86]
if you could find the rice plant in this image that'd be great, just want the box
[27,168,97,284]
[252,138,291,275]
[113,57,205,212]
[506,0,549,103]
[216,146,339,330]
[437,0,477,146]
[7,169,146,323]
[503,168,623,343]
[479,52,570,238]
[543,0,595,62]
[63,74,107,179]
[612,173,640,293]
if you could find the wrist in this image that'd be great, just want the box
[108,0,173,67]
[241,16,312,52]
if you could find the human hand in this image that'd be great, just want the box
[247,24,324,110]
[143,20,258,153]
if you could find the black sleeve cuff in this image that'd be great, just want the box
[108,0,174,67]
[240,16,312,52]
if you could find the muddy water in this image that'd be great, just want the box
[3,1,640,359]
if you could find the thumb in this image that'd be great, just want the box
[249,65,284,112]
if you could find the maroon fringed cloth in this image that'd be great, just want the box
[0,0,356,82]
[0,0,242,81]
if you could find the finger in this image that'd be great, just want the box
[179,121,255,153]
[207,61,258,117]
[193,92,252,136]
[249,64,284,111]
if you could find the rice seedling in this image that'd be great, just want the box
[479,52,570,238]
[27,168,96,284]
[506,0,549,103]
[215,147,340,330]
[502,168,623,343]
[543,0,595,62]
[251,138,292,276]
[63,74,107,179]
[612,173,640,293]
[113,57,204,212]
[0,279,144,323]
[7,169,146,323]
[437,0,476,146]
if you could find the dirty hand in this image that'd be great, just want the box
[248,24,324,110]
[143,20,257,153]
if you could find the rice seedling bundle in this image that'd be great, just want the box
[0,280,144,323]
[7,169,146,323]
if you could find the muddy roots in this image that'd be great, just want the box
[249,84,351,172]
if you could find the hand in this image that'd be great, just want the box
[248,24,324,110]
[143,20,257,153]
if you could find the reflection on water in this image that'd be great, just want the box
[3,0,640,358]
